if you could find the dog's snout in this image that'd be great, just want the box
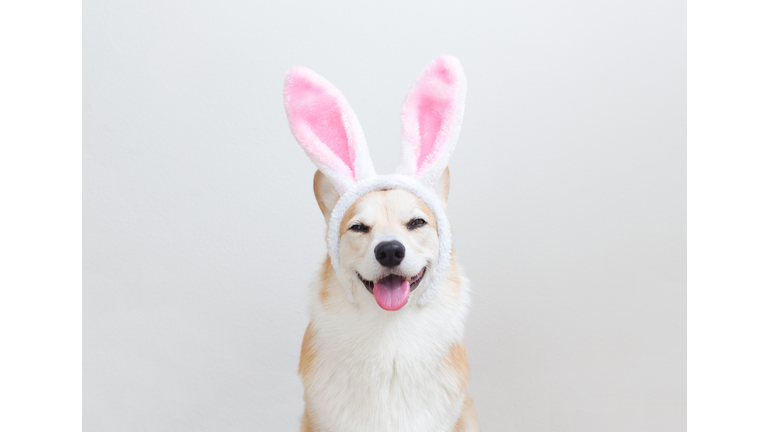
[374,241,405,267]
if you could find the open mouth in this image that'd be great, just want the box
[357,267,426,311]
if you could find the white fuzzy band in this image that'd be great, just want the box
[327,174,452,306]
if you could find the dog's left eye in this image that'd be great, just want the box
[349,223,370,233]
[407,218,427,230]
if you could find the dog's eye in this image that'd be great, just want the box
[407,218,427,230]
[349,224,370,233]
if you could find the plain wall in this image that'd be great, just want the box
[83,0,686,430]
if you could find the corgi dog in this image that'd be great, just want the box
[284,56,478,432]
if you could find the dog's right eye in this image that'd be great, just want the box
[349,224,370,233]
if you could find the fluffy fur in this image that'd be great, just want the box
[301,175,478,431]
[284,56,478,431]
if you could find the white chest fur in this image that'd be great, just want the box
[301,276,472,432]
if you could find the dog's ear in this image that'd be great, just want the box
[434,167,450,206]
[285,67,376,196]
[313,170,340,223]
[397,55,466,189]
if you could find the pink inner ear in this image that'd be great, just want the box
[286,74,355,178]
[404,58,460,175]
[417,96,448,169]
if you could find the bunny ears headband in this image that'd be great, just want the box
[284,55,466,305]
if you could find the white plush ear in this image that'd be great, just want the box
[397,55,466,189]
[284,67,376,195]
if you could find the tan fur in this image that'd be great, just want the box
[339,197,366,234]
[445,340,470,397]
[316,255,351,313]
[435,167,451,206]
[318,256,334,307]
[298,322,317,382]
[444,257,463,303]
[301,410,315,432]
[414,196,438,228]
[453,396,479,432]
[313,170,340,222]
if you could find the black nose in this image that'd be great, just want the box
[374,241,406,267]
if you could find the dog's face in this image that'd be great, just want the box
[314,169,450,311]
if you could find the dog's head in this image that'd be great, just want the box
[314,168,450,310]
[284,55,466,309]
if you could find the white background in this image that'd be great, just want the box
[82,1,686,431]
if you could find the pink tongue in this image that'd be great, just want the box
[373,275,411,311]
